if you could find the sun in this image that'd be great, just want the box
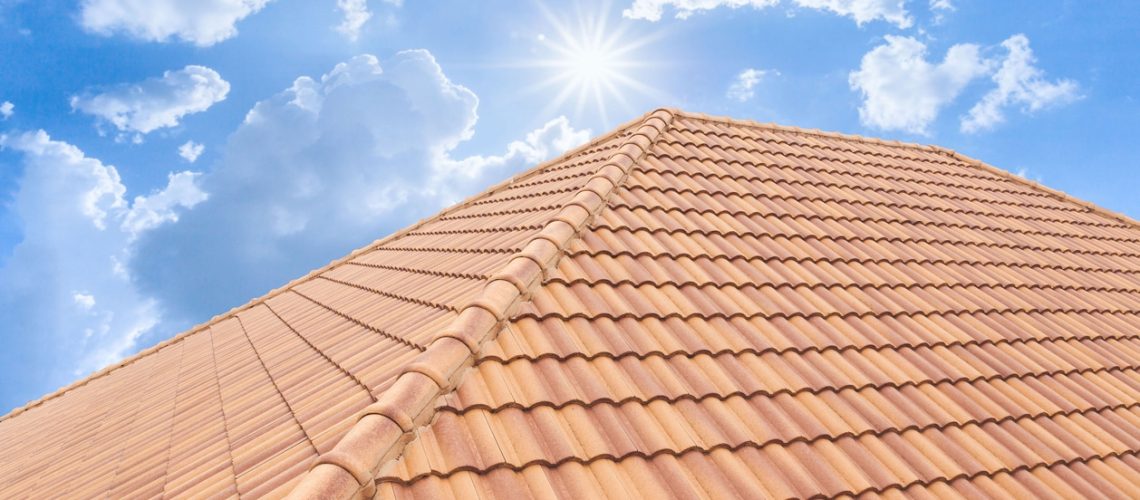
[568,47,612,84]
[524,2,666,125]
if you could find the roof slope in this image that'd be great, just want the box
[367,111,1140,499]
[0,113,647,498]
[5,109,1140,499]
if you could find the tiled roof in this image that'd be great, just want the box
[4,109,1140,499]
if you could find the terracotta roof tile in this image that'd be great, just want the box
[3,109,1140,498]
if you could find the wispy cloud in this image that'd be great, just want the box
[624,0,777,21]
[929,0,953,23]
[726,68,776,102]
[929,0,953,11]
[794,0,911,28]
[335,0,372,40]
[623,0,912,28]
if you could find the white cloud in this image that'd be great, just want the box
[73,293,96,311]
[78,0,272,46]
[848,35,991,134]
[437,116,590,197]
[0,101,13,119]
[930,0,953,10]
[2,130,128,230]
[178,140,204,162]
[623,0,777,21]
[793,0,910,27]
[1013,167,1043,183]
[131,51,589,321]
[929,0,953,23]
[726,68,772,102]
[0,130,204,392]
[848,34,1079,135]
[71,65,230,137]
[334,0,404,40]
[122,171,208,237]
[622,0,911,27]
[335,0,371,40]
[961,34,1080,133]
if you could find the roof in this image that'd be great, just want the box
[3,109,1140,499]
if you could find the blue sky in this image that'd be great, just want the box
[0,0,1136,413]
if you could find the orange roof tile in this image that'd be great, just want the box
[3,109,1140,499]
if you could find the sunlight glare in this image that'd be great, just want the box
[523,1,667,125]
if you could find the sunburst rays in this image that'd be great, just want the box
[520,1,669,125]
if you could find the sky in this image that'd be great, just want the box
[0,0,1136,413]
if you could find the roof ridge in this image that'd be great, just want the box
[674,108,1140,234]
[670,109,940,154]
[0,112,646,424]
[285,108,677,499]
[930,146,1140,233]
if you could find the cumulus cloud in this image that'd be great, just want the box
[71,65,230,137]
[0,130,204,408]
[961,34,1080,133]
[849,34,1079,135]
[178,140,204,162]
[78,0,272,46]
[438,116,590,196]
[121,171,209,237]
[848,35,990,134]
[131,51,588,321]
[726,68,773,102]
[623,0,911,28]
[0,101,12,119]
